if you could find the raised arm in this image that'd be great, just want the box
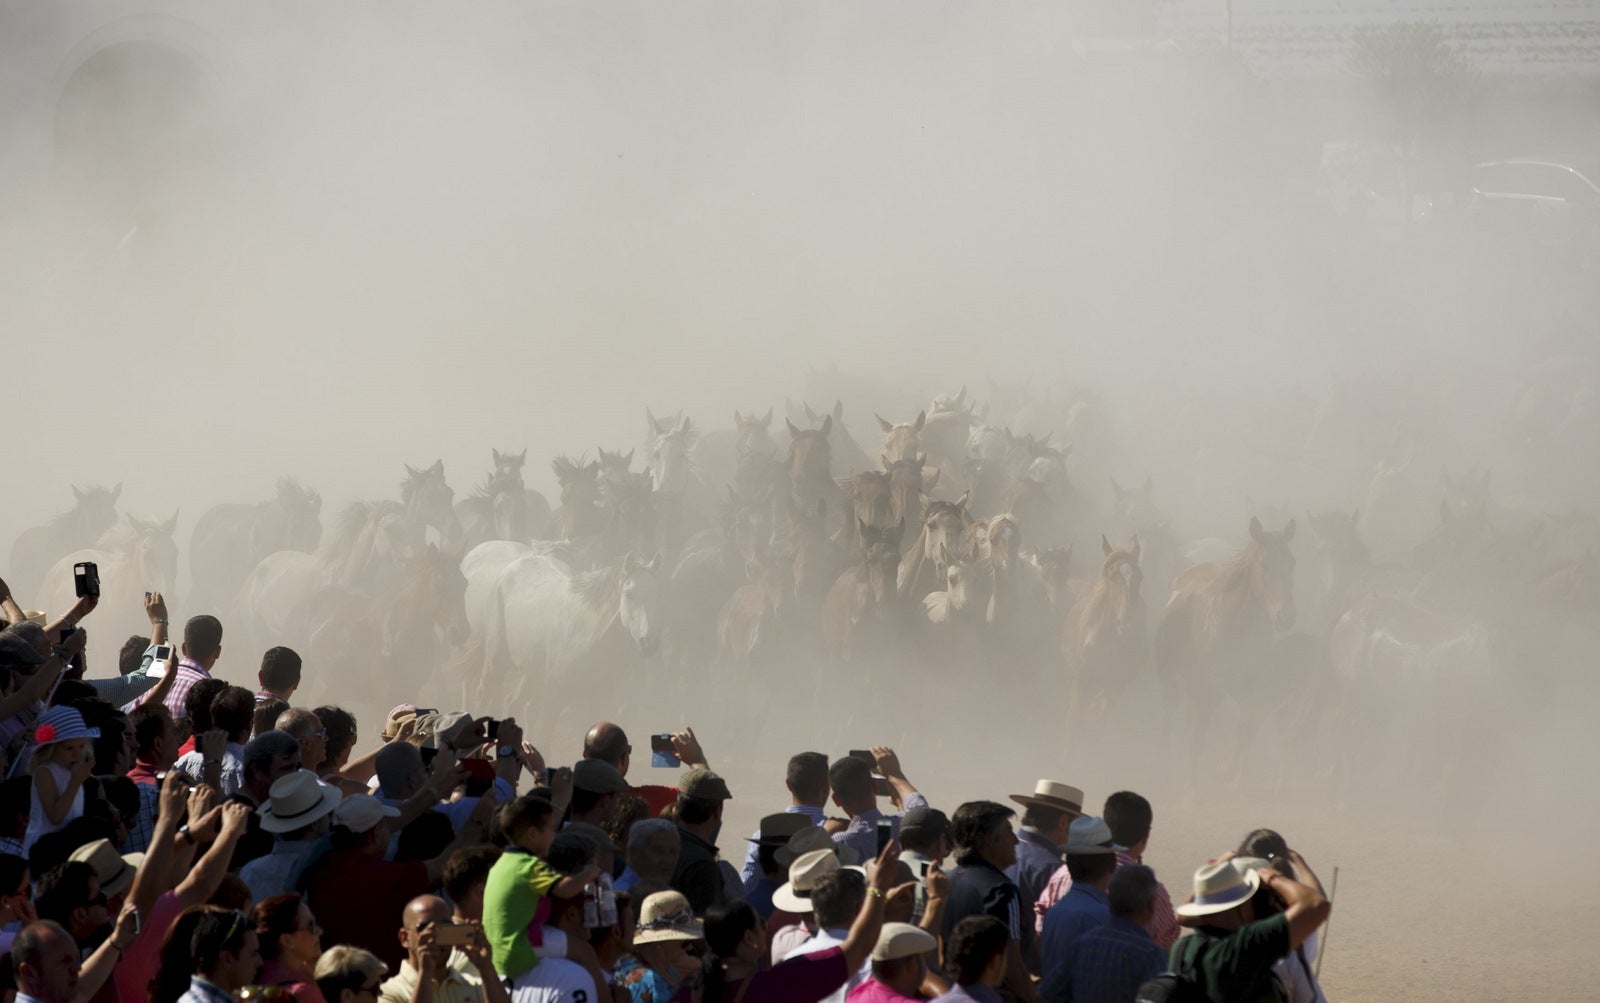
[174,802,252,910]
[128,774,191,920]
[144,591,170,647]
[1258,867,1331,950]
[839,842,903,973]
[871,746,920,811]
[74,901,140,1003]
[0,574,25,626]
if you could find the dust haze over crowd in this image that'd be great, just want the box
[4,3,1600,996]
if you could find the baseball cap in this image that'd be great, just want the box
[573,758,630,795]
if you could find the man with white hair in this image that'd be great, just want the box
[615,819,679,894]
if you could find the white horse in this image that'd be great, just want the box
[481,551,664,728]
[41,513,179,645]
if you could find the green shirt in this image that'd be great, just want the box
[483,848,562,977]
[1171,912,1290,1003]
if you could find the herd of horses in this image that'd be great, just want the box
[8,382,1598,805]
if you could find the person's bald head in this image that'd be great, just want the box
[399,895,453,972]
[276,709,326,775]
[583,722,631,776]
[376,742,425,799]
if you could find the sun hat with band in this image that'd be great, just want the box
[772,848,866,914]
[1065,816,1118,855]
[260,770,343,834]
[1174,859,1263,919]
[632,891,704,945]
[872,922,937,961]
[69,839,143,899]
[32,706,99,749]
[381,705,420,741]
[1009,780,1086,817]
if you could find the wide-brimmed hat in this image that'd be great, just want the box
[332,794,401,834]
[1009,780,1085,816]
[1065,816,1117,855]
[69,839,143,899]
[632,891,704,945]
[772,849,843,914]
[900,806,951,839]
[747,813,813,847]
[420,712,476,751]
[381,705,419,741]
[260,770,343,834]
[1174,860,1262,919]
[679,768,731,801]
[775,826,860,868]
[573,758,630,795]
[33,706,100,748]
[872,922,937,961]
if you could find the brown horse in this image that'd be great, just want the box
[189,479,322,609]
[401,461,462,548]
[1156,517,1296,775]
[875,410,926,464]
[784,416,837,513]
[1030,546,1076,619]
[885,455,939,536]
[551,456,604,540]
[821,531,904,661]
[1063,535,1146,746]
[8,484,121,601]
[840,471,896,558]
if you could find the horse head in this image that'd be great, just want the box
[1099,533,1144,631]
[1248,516,1297,632]
[1033,544,1074,608]
[276,479,324,552]
[125,511,182,595]
[940,542,974,614]
[876,410,925,464]
[416,542,470,645]
[724,487,773,580]
[865,540,902,605]
[402,460,458,539]
[734,409,775,459]
[647,416,698,495]
[67,483,122,537]
[491,449,528,488]
[930,385,968,414]
[618,552,664,655]
[923,493,971,578]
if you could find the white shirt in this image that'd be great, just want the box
[782,926,869,1003]
[508,957,595,1003]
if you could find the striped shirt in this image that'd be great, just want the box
[1115,849,1181,950]
[163,659,214,723]
[833,792,929,865]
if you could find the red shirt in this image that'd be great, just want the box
[632,783,678,817]
[126,758,161,786]
[115,890,187,1003]
[303,850,430,971]
[724,946,849,1002]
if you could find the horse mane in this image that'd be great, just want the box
[275,478,314,503]
[570,563,626,608]
[319,500,403,564]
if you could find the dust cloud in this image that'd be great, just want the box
[4,3,1600,998]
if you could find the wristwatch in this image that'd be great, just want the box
[497,745,516,759]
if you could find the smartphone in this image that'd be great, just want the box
[59,627,75,645]
[919,861,930,878]
[484,718,500,741]
[876,819,894,857]
[848,749,875,766]
[433,924,474,947]
[543,767,557,786]
[149,644,174,678]
[73,562,100,599]
[650,733,680,768]
[129,907,142,936]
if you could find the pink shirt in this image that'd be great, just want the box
[1034,865,1072,934]
[848,978,922,1002]
[115,891,188,1003]
[1115,849,1181,950]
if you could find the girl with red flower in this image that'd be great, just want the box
[23,706,97,855]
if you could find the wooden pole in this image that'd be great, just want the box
[1314,865,1340,980]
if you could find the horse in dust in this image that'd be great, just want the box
[645,410,703,561]
[1156,517,1297,778]
[189,479,322,609]
[665,488,772,664]
[401,461,463,548]
[306,542,469,710]
[717,568,792,666]
[40,513,179,643]
[898,493,975,603]
[784,416,839,515]
[1328,594,1504,813]
[1305,508,1371,634]
[786,399,873,478]
[8,484,121,602]
[455,450,538,551]
[840,471,897,559]
[822,529,906,661]
[483,551,664,730]
[885,456,939,538]
[920,387,977,484]
[1063,535,1146,750]
[876,411,925,464]
[550,456,604,541]
[1030,546,1076,620]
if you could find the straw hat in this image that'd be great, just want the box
[772,849,844,914]
[872,922,937,961]
[259,770,343,834]
[632,891,704,945]
[68,840,142,898]
[1008,780,1085,816]
[1174,860,1262,919]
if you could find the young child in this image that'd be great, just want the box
[482,794,602,981]
[23,706,99,856]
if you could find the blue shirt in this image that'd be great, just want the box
[1006,827,1063,973]
[833,792,928,866]
[1038,882,1111,992]
[739,803,826,890]
[931,986,1004,1003]
[1040,915,1165,1003]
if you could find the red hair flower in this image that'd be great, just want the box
[34,724,56,745]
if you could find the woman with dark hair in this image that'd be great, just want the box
[311,706,376,794]
[1237,828,1329,1003]
[698,842,903,1003]
[252,893,327,1003]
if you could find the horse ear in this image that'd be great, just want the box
[916,452,927,469]
[1129,534,1140,556]
[162,511,179,535]
[517,449,527,463]
[647,407,660,436]
[112,483,123,501]
[73,485,85,502]
[427,541,440,557]
[406,463,419,478]
[1102,534,1114,557]
[956,385,967,404]
[1249,516,1266,542]
[624,449,635,466]
[955,490,970,511]
[430,460,444,476]
[786,418,802,439]
[913,411,926,433]
[647,553,661,573]
[1283,519,1296,543]
[760,408,772,426]
[733,410,744,426]
[819,414,832,437]
[622,551,639,573]
[876,414,893,433]
[493,448,503,464]
[832,400,844,422]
